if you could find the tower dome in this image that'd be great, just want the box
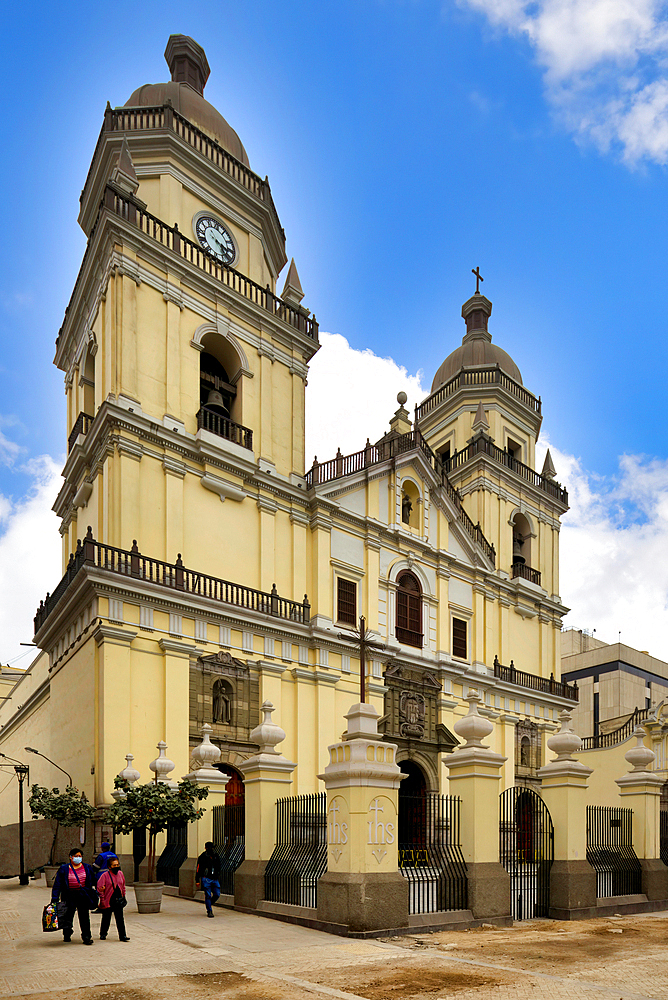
[124,35,250,168]
[431,292,522,393]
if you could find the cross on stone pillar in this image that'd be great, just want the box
[337,615,385,703]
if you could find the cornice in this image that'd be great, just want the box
[450,459,567,518]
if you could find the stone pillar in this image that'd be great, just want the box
[180,724,229,898]
[443,689,510,920]
[234,701,296,909]
[536,710,597,918]
[616,725,668,901]
[110,754,141,884]
[317,702,408,933]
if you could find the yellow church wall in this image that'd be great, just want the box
[0,692,52,828]
[48,642,96,801]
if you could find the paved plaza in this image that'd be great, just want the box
[2,877,668,1000]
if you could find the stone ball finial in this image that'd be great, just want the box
[190,723,222,771]
[397,391,408,406]
[249,701,286,755]
[453,689,493,748]
[624,725,656,772]
[547,709,582,762]
[149,740,178,788]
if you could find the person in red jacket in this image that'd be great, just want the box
[97,858,130,941]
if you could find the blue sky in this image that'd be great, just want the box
[1,1,668,664]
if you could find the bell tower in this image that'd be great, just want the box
[417,284,569,673]
[53,34,319,578]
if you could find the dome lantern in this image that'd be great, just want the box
[164,34,210,96]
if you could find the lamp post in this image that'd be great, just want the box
[24,747,72,786]
[0,754,30,886]
[14,765,29,885]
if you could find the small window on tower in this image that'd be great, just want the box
[452,617,468,660]
[507,438,522,462]
[337,578,357,626]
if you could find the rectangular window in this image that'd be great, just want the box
[337,578,356,625]
[452,617,468,659]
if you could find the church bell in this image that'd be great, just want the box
[206,389,229,414]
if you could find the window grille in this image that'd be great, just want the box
[452,617,467,659]
[337,578,356,625]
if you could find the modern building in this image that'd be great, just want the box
[0,35,577,856]
[562,628,668,741]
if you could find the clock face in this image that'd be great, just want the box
[194,216,236,265]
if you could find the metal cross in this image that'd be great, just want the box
[472,266,484,294]
[337,615,386,703]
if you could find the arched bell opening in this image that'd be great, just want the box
[511,511,532,569]
[81,346,96,416]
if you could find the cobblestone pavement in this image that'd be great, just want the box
[3,878,668,999]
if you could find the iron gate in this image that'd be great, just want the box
[586,805,642,897]
[499,787,554,920]
[132,826,146,883]
[264,793,327,907]
[156,821,187,886]
[399,793,467,913]
[212,803,245,894]
[661,804,668,867]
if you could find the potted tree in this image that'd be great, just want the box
[28,785,95,886]
[107,777,208,912]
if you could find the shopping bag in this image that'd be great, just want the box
[42,903,59,932]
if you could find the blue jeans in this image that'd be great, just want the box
[201,877,220,913]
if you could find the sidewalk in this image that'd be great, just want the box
[3,876,668,999]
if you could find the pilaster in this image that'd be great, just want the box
[443,690,510,920]
[537,710,596,919]
[317,702,408,932]
[234,702,296,909]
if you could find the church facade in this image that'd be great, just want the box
[0,36,576,843]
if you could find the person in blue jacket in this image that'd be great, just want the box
[51,848,97,944]
[94,842,117,875]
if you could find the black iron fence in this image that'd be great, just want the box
[264,793,327,908]
[212,803,245,895]
[398,793,467,913]
[661,805,668,867]
[156,821,188,887]
[499,787,554,920]
[132,826,146,883]
[586,805,642,897]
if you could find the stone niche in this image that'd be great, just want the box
[189,650,260,763]
[515,718,542,789]
[380,660,458,787]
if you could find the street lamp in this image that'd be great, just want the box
[0,754,30,886]
[24,748,72,786]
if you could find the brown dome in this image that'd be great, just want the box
[430,292,522,392]
[431,339,522,392]
[124,80,250,167]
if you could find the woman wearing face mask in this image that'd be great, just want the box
[50,848,97,944]
[97,857,130,942]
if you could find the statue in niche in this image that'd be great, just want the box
[212,678,232,725]
[402,493,413,524]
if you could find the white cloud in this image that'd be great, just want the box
[460,0,668,165]
[0,456,62,668]
[305,332,425,464]
[537,438,668,659]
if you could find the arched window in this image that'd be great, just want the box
[511,512,532,568]
[200,351,235,418]
[396,572,423,648]
[196,332,253,449]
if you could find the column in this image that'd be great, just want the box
[234,701,296,909]
[616,726,668,901]
[536,710,597,919]
[443,689,511,920]
[180,724,229,897]
[317,702,408,933]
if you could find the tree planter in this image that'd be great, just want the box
[44,866,60,888]
[133,882,165,913]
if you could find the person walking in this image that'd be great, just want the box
[50,848,97,944]
[195,842,221,917]
[97,858,130,941]
[93,841,117,876]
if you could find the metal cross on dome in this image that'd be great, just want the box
[337,615,386,704]
[472,266,484,294]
